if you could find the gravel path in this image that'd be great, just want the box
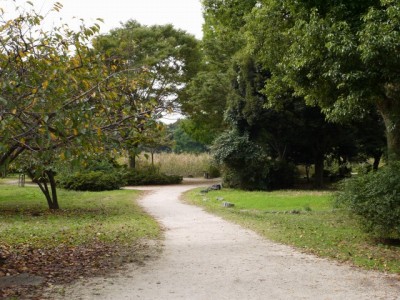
[56,180,400,299]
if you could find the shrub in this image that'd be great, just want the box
[335,163,400,239]
[206,163,221,179]
[85,158,120,172]
[213,131,295,190]
[58,171,125,191]
[123,169,183,185]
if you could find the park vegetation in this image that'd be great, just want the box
[180,0,400,241]
[0,2,200,209]
[0,0,399,291]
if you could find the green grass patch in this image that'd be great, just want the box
[184,188,400,274]
[0,185,161,248]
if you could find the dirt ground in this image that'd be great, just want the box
[47,179,400,299]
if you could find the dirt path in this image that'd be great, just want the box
[53,180,400,299]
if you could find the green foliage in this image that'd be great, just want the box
[59,171,125,192]
[262,160,297,190]
[335,163,400,239]
[213,131,265,189]
[123,169,183,186]
[94,21,202,168]
[85,158,120,172]
[168,121,208,153]
[0,4,178,208]
[246,0,400,159]
[206,163,221,179]
[213,131,295,190]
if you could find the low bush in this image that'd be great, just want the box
[206,163,221,179]
[124,169,183,185]
[213,131,295,190]
[59,171,125,191]
[335,163,400,239]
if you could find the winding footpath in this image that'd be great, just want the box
[57,180,400,299]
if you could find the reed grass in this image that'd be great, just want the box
[121,152,213,177]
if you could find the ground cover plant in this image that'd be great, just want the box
[0,185,161,298]
[184,188,400,274]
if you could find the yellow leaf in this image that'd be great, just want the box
[50,132,56,140]
[97,128,102,136]
[60,152,65,160]
[73,128,78,136]
[42,81,49,90]
[82,80,90,89]
[32,88,38,94]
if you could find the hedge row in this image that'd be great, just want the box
[58,169,183,191]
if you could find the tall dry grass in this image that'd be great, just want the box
[134,152,213,177]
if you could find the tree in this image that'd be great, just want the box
[225,52,358,187]
[93,21,201,165]
[0,3,160,209]
[169,120,208,153]
[180,0,258,144]
[141,123,173,166]
[246,0,399,160]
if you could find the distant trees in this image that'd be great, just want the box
[93,21,201,167]
[168,121,208,154]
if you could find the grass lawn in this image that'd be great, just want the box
[0,183,161,298]
[184,188,400,274]
[0,185,160,248]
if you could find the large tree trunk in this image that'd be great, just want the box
[378,93,400,162]
[128,153,136,169]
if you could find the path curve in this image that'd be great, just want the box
[57,180,400,299]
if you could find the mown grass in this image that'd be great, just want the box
[184,188,400,274]
[0,185,161,248]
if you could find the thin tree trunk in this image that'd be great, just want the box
[305,165,310,183]
[129,154,136,169]
[377,97,400,162]
[372,152,382,171]
[27,169,59,210]
[46,170,59,209]
[314,153,324,188]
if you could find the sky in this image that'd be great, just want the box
[0,0,204,39]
